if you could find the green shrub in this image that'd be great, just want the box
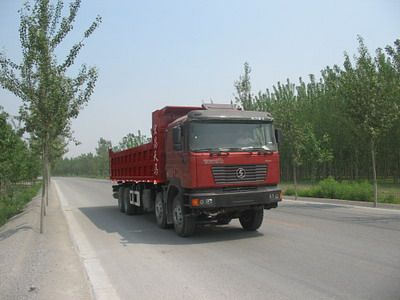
[298,189,316,198]
[293,177,373,201]
[0,183,41,226]
[284,188,295,196]
[318,177,338,198]
[381,194,396,204]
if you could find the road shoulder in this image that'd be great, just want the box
[0,183,91,300]
[284,195,400,210]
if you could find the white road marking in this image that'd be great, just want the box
[283,198,400,214]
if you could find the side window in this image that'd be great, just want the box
[172,126,182,151]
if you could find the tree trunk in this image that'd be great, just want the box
[40,135,50,234]
[371,139,378,207]
[293,162,298,200]
[46,162,50,206]
[40,153,46,233]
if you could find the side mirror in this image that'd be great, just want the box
[173,126,182,151]
[275,128,282,144]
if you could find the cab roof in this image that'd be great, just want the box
[187,109,273,122]
[169,108,273,128]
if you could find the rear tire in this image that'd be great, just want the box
[173,195,195,237]
[124,188,137,215]
[239,208,264,231]
[155,192,168,228]
[118,187,125,213]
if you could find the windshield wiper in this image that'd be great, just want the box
[193,147,231,152]
[194,146,273,153]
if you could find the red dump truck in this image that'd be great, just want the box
[109,104,281,236]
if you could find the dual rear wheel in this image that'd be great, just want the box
[118,187,139,215]
[155,191,169,228]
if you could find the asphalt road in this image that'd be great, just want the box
[53,177,400,300]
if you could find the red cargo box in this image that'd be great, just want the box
[110,106,201,183]
[109,143,155,182]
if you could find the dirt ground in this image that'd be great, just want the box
[0,183,91,300]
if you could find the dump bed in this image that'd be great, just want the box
[109,142,155,182]
[109,105,201,183]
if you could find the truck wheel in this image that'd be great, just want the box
[172,195,195,237]
[118,187,126,213]
[124,188,136,215]
[239,208,264,231]
[155,192,168,228]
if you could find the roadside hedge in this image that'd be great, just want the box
[285,177,373,201]
[0,183,41,226]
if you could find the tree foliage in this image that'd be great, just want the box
[0,107,40,194]
[116,130,150,151]
[234,62,252,109]
[0,0,101,232]
[96,137,112,177]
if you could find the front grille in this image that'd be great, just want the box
[212,164,267,184]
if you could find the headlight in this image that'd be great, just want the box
[191,198,214,207]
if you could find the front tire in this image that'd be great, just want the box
[239,208,264,231]
[155,191,168,228]
[173,195,195,237]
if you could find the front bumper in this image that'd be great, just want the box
[184,186,281,209]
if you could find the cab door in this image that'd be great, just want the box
[166,125,191,187]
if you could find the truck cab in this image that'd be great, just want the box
[163,105,281,236]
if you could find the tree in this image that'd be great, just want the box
[234,62,253,109]
[0,0,101,232]
[271,80,308,199]
[117,130,150,151]
[338,37,400,206]
[96,137,112,177]
[0,106,40,196]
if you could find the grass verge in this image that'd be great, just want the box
[0,183,41,226]
[281,177,400,204]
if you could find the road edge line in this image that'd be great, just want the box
[283,198,400,213]
[53,180,120,300]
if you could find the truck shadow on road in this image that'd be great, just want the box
[79,205,263,245]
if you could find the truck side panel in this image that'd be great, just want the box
[109,143,156,182]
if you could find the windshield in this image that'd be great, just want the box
[189,122,277,152]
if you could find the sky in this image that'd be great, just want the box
[0,0,399,157]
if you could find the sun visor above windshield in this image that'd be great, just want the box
[187,109,273,122]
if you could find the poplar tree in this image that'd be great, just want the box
[117,130,150,150]
[234,62,253,109]
[0,0,101,232]
[339,37,399,207]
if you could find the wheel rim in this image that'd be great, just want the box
[173,205,183,226]
[155,198,163,222]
